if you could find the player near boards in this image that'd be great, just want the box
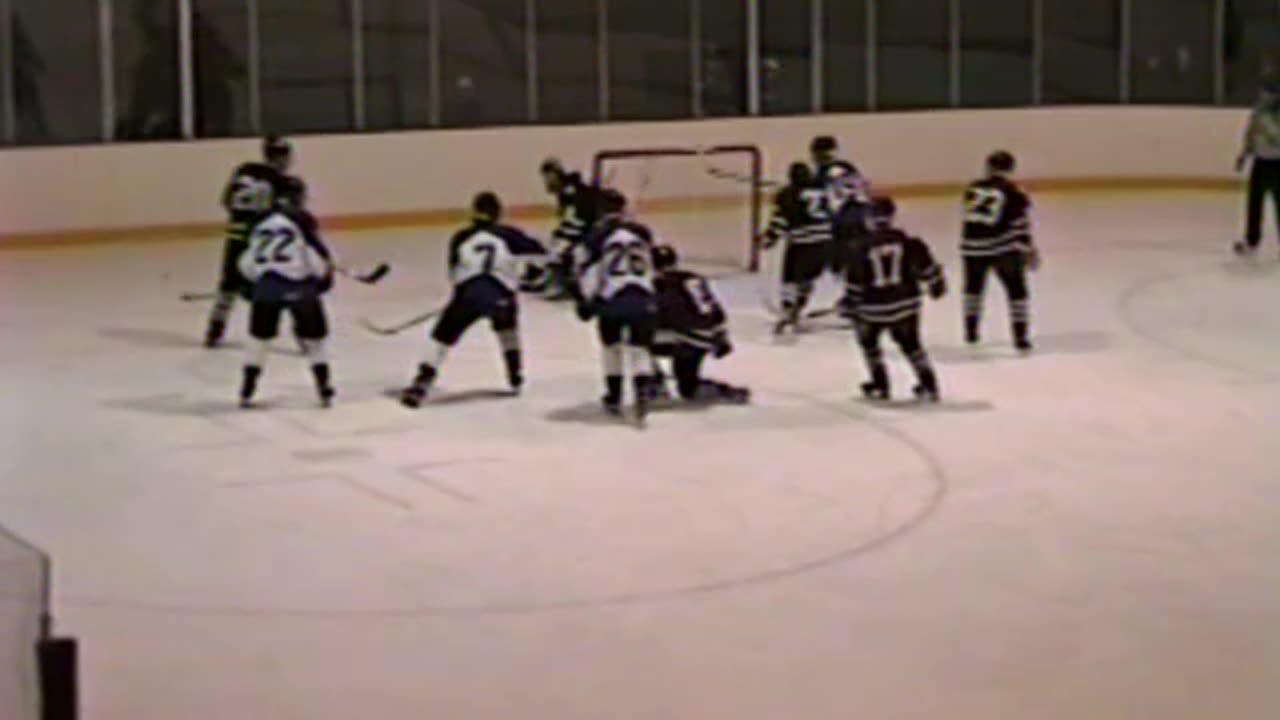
[207,134,294,348]
[539,158,603,299]
[845,196,946,402]
[761,162,834,334]
[400,192,547,408]
[1234,81,1280,256]
[652,244,750,403]
[576,189,659,420]
[236,176,336,409]
[961,150,1039,351]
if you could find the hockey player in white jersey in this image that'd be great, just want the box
[577,188,659,421]
[400,192,547,407]
[236,176,336,408]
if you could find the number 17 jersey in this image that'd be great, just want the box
[845,228,943,324]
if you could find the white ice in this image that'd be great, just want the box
[1,191,1279,719]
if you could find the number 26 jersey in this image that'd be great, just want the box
[580,217,656,303]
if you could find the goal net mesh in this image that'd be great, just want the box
[0,526,48,720]
[592,146,763,274]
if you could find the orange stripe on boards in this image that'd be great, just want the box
[0,176,1245,251]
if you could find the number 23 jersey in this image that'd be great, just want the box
[961,176,1032,258]
[845,228,943,324]
[238,209,331,285]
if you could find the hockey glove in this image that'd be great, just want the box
[712,331,733,359]
[928,276,948,300]
[1024,246,1041,272]
[575,300,597,322]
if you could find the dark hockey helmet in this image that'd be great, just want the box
[867,195,896,225]
[600,187,627,215]
[986,150,1016,175]
[262,134,293,168]
[788,162,813,186]
[653,244,678,271]
[276,175,307,208]
[539,157,567,192]
[473,191,503,222]
[810,135,838,155]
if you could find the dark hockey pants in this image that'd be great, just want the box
[1245,158,1280,246]
[963,252,1030,342]
[857,315,937,391]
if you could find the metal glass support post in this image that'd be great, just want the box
[351,0,366,130]
[1031,0,1043,105]
[0,0,11,144]
[428,0,441,126]
[98,0,116,141]
[866,0,878,111]
[746,0,760,115]
[1118,0,1132,102]
[178,0,195,138]
[811,0,824,113]
[949,0,961,107]
[598,0,610,120]
[248,0,262,133]
[690,0,703,117]
[525,0,538,122]
[1213,0,1226,105]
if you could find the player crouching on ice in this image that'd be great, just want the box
[845,196,946,403]
[651,244,750,404]
[237,176,337,408]
[400,192,547,408]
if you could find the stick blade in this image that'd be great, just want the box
[357,263,391,284]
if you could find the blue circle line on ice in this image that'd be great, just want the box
[58,389,949,620]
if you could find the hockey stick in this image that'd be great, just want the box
[358,308,441,336]
[179,291,219,302]
[693,145,782,190]
[336,262,391,284]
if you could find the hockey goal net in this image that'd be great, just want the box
[592,145,764,273]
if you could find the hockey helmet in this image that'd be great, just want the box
[473,191,503,221]
[986,150,1016,175]
[263,134,293,166]
[810,135,838,155]
[867,195,896,225]
[788,162,813,186]
[540,157,567,192]
[653,244,678,271]
[600,187,627,215]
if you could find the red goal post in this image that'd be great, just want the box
[591,145,766,272]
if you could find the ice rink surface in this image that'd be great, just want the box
[2,191,1279,719]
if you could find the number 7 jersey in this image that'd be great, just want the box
[845,228,944,324]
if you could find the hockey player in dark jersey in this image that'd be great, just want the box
[845,196,947,403]
[961,150,1038,351]
[761,162,834,334]
[236,176,336,409]
[206,134,293,348]
[540,157,602,299]
[401,192,547,407]
[811,135,872,316]
[651,244,750,404]
[577,189,659,421]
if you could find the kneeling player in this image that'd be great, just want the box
[761,162,832,334]
[845,196,946,402]
[577,189,658,420]
[237,177,336,408]
[652,244,750,404]
[401,192,546,407]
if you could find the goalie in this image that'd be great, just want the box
[651,244,750,404]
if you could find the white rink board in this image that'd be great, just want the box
[0,191,1278,719]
